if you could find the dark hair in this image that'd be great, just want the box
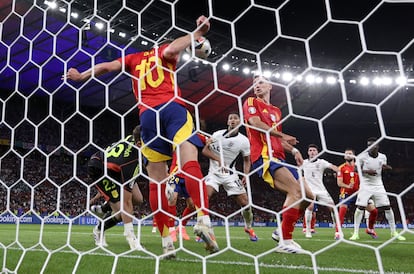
[308,144,319,151]
[367,137,378,143]
[227,112,240,118]
[344,148,355,154]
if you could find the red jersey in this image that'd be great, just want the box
[169,133,208,176]
[242,97,285,163]
[118,44,185,114]
[337,162,360,195]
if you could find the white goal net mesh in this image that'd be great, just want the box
[1,0,413,273]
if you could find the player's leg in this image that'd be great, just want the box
[318,192,338,239]
[375,190,406,240]
[272,166,313,253]
[132,183,143,206]
[146,162,176,257]
[160,104,217,253]
[180,198,195,240]
[179,141,219,253]
[120,187,143,250]
[304,202,314,238]
[234,193,257,242]
[351,191,369,240]
[365,200,378,238]
[140,107,178,258]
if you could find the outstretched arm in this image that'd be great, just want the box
[63,60,122,82]
[163,15,210,60]
[247,116,298,145]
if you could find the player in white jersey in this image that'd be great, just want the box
[202,113,257,241]
[350,137,406,241]
[301,144,338,239]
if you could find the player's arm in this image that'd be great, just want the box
[90,192,102,205]
[63,60,122,82]
[201,139,221,164]
[360,161,378,176]
[336,173,353,189]
[382,161,392,170]
[329,164,339,172]
[247,116,298,145]
[163,15,210,61]
[281,139,303,166]
[240,155,251,186]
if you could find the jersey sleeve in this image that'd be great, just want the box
[242,97,260,123]
[241,136,251,157]
[321,159,332,170]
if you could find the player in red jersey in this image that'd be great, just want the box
[165,133,212,242]
[242,76,314,254]
[63,15,218,257]
[336,148,377,240]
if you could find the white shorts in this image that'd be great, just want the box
[205,173,246,196]
[313,191,335,207]
[356,184,390,208]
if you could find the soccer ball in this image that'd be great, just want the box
[271,229,280,242]
[186,36,211,59]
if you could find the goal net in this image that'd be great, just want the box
[1,0,413,273]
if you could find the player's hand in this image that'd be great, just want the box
[348,182,354,189]
[63,68,82,81]
[364,169,377,176]
[294,151,304,166]
[282,133,298,146]
[196,15,210,35]
[240,176,248,187]
[382,164,392,170]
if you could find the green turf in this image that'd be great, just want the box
[0,224,412,273]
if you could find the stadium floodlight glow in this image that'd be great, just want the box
[382,77,392,86]
[222,63,230,71]
[263,70,272,78]
[315,76,323,84]
[296,75,303,82]
[349,79,357,84]
[95,22,104,30]
[326,76,336,85]
[305,74,315,84]
[242,67,250,75]
[58,7,66,13]
[373,77,382,86]
[274,72,281,79]
[360,76,369,86]
[118,32,126,38]
[396,76,407,86]
[71,12,79,19]
[282,72,293,82]
[141,40,148,46]
[44,1,57,9]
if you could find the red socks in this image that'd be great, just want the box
[182,161,209,214]
[369,208,378,229]
[149,183,170,236]
[281,207,300,240]
[181,207,193,226]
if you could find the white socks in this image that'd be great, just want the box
[353,208,364,234]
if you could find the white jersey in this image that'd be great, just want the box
[208,129,250,178]
[302,158,332,193]
[359,151,387,187]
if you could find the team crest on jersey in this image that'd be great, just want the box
[270,114,276,122]
[248,107,256,114]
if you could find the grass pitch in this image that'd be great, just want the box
[0,224,412,273]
